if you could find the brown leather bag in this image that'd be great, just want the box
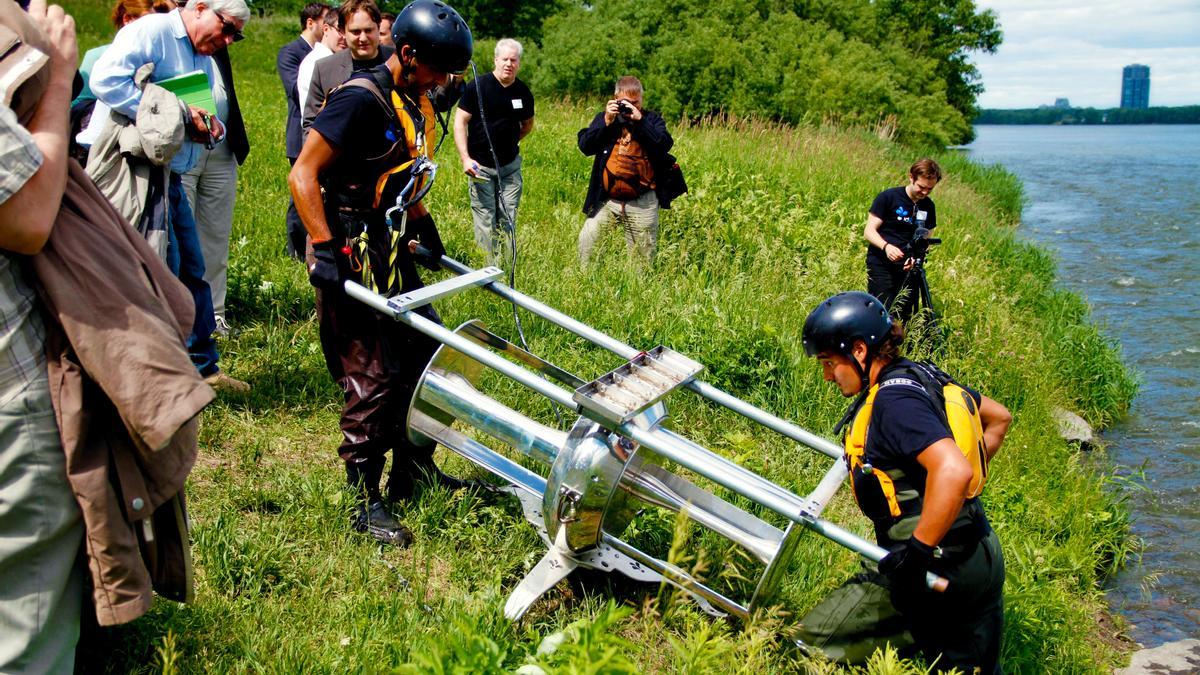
[602,130,655,201]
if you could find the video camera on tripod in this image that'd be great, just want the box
[903,226,940,265]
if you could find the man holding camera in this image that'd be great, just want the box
[577,76,683,265]
[863,159,941,326]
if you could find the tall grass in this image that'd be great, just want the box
[74,7,1136,673]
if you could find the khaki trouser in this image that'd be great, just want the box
[182,142,238,321]
[578,191,659,265]
[469,155,523,265]
[0,376,84,673]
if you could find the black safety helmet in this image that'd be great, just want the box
[802,292,895,388]
[392,0,473,75]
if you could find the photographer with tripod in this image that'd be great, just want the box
[864,159,942,328]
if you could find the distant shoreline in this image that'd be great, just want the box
[975,105,1199,125]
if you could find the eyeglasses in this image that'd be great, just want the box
[216,12,244,42]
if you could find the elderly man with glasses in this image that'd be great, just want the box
[86,0,251,392]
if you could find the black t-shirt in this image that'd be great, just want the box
[867,186,937,263]
[457,72,534,168]
[311,69,399,201]
[863,360,981,487]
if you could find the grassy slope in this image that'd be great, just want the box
[74,7,1137,673]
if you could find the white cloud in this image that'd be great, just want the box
[973,0,1200,108]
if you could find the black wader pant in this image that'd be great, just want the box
[795,528,1005,674]
[307,215,442,488]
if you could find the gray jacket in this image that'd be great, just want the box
[302,45,394,133]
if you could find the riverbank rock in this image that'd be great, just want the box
[1114,639,1200,674]
[1053,407,1097,448]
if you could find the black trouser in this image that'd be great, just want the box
[307,229,441,470]
[286,157,306,260]
[866,255,921,326]
[796,528,1005,674]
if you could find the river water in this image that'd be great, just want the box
[966,125,1200,647]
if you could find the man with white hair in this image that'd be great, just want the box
[454,37,534,262]
[87,0,250,392]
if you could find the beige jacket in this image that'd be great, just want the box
[84,63,185,260]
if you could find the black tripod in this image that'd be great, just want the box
[894,227,944,345]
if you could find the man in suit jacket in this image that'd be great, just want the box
[277,2,329,259]
[302,0,392,132]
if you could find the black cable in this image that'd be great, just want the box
[465,60,564,428]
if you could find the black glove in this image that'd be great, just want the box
[407,213,445,271]
[878,536,937,607]
[308,239,344,290]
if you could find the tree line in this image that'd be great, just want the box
[257,0,1002,147]
[975,106,1200,125]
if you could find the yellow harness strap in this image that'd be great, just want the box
[844,386,903,519]
[372,92,437,209]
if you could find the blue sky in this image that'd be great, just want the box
[972,0,1200,108]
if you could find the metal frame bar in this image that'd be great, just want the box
[346,276,946,589]
[385,266,503,312]
[434,254,843,460]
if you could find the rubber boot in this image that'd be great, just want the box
[386,449,475,504]
[347,460,414,547]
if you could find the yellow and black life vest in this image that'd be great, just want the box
[842,360,989,524]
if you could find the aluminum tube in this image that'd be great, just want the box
[623,425,811,521]
[623,428,946,589]
[619,468,781,564]
[410,410,548,498]
[807,462,849,514]
[601,534,749,620]
[437,257,640,359]
[344,282,580,410]
[421,370,566,466]
[433,256,843,460]
[405,312,579,410]
[654,427,809,510]
[684,380,843,460]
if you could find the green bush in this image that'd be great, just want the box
[533,0,994,146]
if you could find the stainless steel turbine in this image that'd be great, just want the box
[345,255,945,621]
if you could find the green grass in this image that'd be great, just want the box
[74,6,1137,673]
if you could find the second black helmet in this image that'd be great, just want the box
[392,0,473,75]
[802,291,894,358]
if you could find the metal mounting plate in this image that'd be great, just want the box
[573,346,703,425]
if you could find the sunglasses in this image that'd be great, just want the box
[216,12,244,42]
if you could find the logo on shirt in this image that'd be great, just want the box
[894,205,910,220]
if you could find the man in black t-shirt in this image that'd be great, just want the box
[864,158,941,325]
[288,0,472,548]
[453,38,534,262]
[794,292,1012,673]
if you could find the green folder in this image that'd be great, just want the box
[155,70,216,115]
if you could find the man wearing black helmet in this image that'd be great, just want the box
[288,0,473,547]
[793,292,1011,673]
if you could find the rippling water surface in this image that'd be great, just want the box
[967,125,1200,647]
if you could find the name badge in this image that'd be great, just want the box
[511,99,524,109]
[916,210,928,222]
